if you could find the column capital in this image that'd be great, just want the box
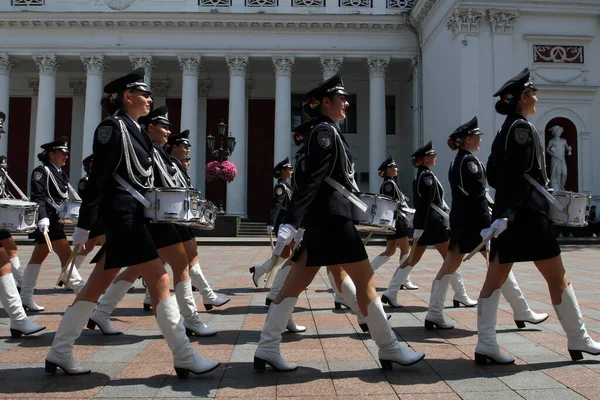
[446,7,485,37]
[199,79,212,96]
[272,55,296,77]
[81,54,106,75]
[0,53,16,75]
[129,55,155,73]
[320,56,343,80]
[225,56,249,77]
[177,55,202,76]
[33,54,60,76]
[28,79,39,95]
[366,57,390,78]
[488,9,519,34]
[69,79,86,96]
[152,79,171,97]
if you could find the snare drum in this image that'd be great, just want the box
[184,189,205,223]
[143,187,190,223]
[0,199,38,233]
[58,200,81,225]
[549,190,591,227]
[352,193,398,234]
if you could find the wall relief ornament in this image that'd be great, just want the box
[488,9,519,34]
[534,45,584,64]
[320,56,343,80]
[104,0,137,10]
[446,7,484,37]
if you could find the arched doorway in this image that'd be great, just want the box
[544,117,578,192]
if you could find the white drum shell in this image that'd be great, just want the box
[352,193,398,233]
[143,188,189,222]
[58,200,81,225]
[0,200,38,233]
[549,191,591,227]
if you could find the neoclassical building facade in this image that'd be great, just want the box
[0,0,598,220]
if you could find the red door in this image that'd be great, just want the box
[247,99,275,221]
[7,98,32,192]
[545,117,578,192]
[165,98,181,135]
[205,99,229,209]
[54,98,73,176]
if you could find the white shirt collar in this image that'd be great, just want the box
[49,161,61,173]
[125,113,141,131]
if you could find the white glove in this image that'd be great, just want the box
[480,227,495,251]
[72,227,90,246]
[37,217,50,235]
[293,228,305,250]
[266,225,274,235]
[490,218,508,238]
[273,224,297,256]
[413,229,424,240]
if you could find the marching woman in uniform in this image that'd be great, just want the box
[380,142,476,309]
[253,74,425,372]
[87,107,217,338]
[424,117,548,331]
[45,69,219,376]
[166,130,229,310]
[20,138,86,312]
[76,155,106,265]
[0,111,45,338]
[369,156,415,287]
[475,68,600,364]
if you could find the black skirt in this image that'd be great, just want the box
[93,208,158,270]
[90,223,105,240]
[293,215,368,267]
[416,220,449,246]
[147,223,183,250]
[0,229,12,241]
[387,218,413,240]
[29,221,66,244]
[174,224,193,242]
[491,209,560,264]
[449,229,482,254]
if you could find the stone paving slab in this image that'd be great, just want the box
[0,244,600,399]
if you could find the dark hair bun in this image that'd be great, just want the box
[447,138,459,150]
[101,97,119,116]
[495,99,515,116]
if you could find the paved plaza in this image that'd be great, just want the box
[1,244,600,399]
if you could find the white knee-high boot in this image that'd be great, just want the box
[335,275,392,333]
[553,284,600,361]
[87,280,133,335]
[20,263,44,311]
[175,280,217,337]
[399,254,418,290]
[0,274,45,338]
[328,270,347,309]
[46,301,96,375]
[450,269,477,307]
[365,298,425,369]
[254,297,299,371]
[250,257,284,288]
[143,287,152,311]
[474,289,514,365]
[155,296,220,377]
[9,257,23,288]
[265,264,306,333]
[190,264,230,310]
[502,271,548,328]
[370,254,390,272]
[381,267,411,308]
[424,274,454,330]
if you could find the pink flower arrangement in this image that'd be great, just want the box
[205,160,237,183]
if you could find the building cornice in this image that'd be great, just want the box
[0,12,410,33]
[409,0,440,27]
[457,0,600,14]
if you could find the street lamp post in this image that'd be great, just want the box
[206,120,236,214]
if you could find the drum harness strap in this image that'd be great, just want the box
[152,147,179,188]
[388,179,412,219]
[43,166,81,212]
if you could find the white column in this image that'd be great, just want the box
[152,79,170,107]
[410,56,421,150]
[69,79,86,186]
[272,56,295,165]
[367,57,390,193]
[32,54,60,170]
[178,55,202,188]
[197,79,210,195]
[0,54,14,158]
[81,55,105,162]
[225,55,249,217]
[320,56,344,80]
[129,55,155,89]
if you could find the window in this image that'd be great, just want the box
[291,93,357,134]
[386,95,395,135]
[12,0,44,5]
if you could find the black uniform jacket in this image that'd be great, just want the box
[380,177,409,207]
[78,175,89,199]
[449,149,491,236]
[268,178,293,227]
[285,115,355,228]
[172,158,192,187]
[152,142,178,188]
[30,162,69,221]
[412,166,447,230]
[487,113,549,222]
[78,110,154,230]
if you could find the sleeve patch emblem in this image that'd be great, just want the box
[514,128,530,145]
[317,130,333,149]
[98,126,113,144]
[33,171,43,182]
[467,162,479,174]
[424,176,433,186]
[275,187,283,196]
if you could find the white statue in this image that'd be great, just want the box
[546,125,572,191]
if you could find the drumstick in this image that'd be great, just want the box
[362,231,374,246]
[269,232,274,250]
[263,254,280,289]
[64,245,80,288]
[43,232,53,253]
[463,233,495,262]
[55,246,77,287]
[408,237,419,266]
